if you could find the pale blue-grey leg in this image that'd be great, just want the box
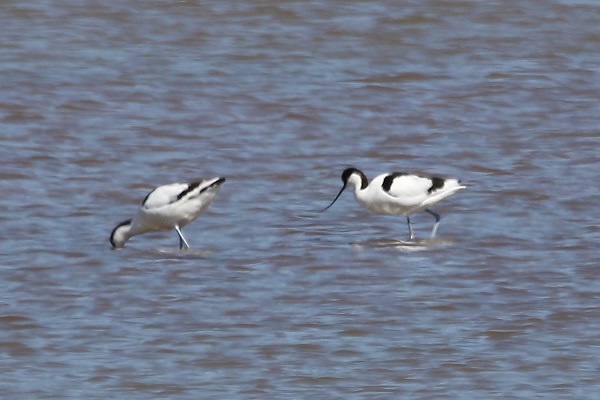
[174,225,190,249]
[426,209,441,238]
[406,216,415,240]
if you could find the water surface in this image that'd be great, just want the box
[1,1,600,398]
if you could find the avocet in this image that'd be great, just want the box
[322,168,465,240]
[110,177,225,249]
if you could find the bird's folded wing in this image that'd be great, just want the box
[385,175,436,199]
[142,183,191,209]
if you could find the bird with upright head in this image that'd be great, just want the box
[321,167,465,240]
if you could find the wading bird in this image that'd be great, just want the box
[110,177,226,249]
[322,168,464,240]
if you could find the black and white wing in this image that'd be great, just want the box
[141,182,202,209]
[141,178,225,210]
[382,173,445,198]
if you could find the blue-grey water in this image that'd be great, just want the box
[1,1,600,398]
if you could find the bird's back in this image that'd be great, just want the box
[142,183,191,210]
[137,178,225,230]
[360,173,464,214]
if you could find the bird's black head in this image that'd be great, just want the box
[321,167,366,212]
[109,219,132,248]
[341,167,360,185]
[341,167,368,189]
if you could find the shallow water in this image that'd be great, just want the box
[2,1,600,398]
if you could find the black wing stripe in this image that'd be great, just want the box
[176,181,202,201]
[382,172,406,193]
[428,177,445,194]
[141,189,155,206]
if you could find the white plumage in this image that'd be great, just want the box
[322,168,465,240]
[110,177,226,249]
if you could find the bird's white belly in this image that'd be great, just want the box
[136,205,198,231]
[358,197,422,216]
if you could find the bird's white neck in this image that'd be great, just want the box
[347,172,368,193]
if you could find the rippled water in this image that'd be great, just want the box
[2,1,600,398]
